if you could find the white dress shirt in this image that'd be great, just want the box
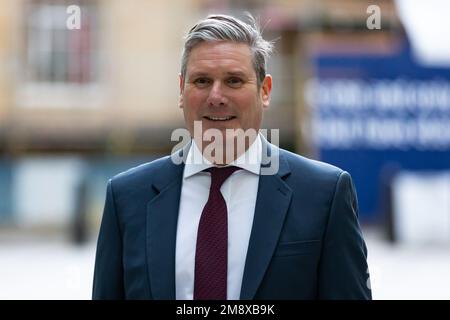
[175,135,262,300]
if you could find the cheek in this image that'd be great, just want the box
[234,93,260,115]
[185,92,206,110]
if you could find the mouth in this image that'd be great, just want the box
[203,116,236,121]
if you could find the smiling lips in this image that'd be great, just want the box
[203,116,236,121]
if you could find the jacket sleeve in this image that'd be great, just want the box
[317,171,372,299]
[92,179,125,299]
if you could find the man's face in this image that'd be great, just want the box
[179,41,272,140]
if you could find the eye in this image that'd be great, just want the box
[227,77,243,88]
[193,77,211,87]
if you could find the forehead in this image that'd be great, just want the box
[186,41,254,75]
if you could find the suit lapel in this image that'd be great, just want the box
[240,140,292,299]
[146,144,189,299]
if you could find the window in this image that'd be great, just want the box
[25,0,99,83]
[18,0,103,108]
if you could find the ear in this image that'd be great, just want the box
[260,74,272,109]
[179,73,184,109]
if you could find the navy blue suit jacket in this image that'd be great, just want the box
[93,140,371,300]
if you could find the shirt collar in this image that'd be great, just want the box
[183,134,262,179]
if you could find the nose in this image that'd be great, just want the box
[206,81,228,107]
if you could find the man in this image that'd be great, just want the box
[93,14,371,300]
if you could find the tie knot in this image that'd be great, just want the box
[207,166,241,190]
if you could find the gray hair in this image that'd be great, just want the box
[181,14,274,87]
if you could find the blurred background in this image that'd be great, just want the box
[1,0,450,299]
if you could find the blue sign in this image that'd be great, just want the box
[308,40,450,222]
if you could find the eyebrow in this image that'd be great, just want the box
[189,72,208,78]
[226,71,247,77]
[188,71,248,79]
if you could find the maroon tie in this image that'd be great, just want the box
[194,166,241,300]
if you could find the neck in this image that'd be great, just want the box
[194,132,258,165]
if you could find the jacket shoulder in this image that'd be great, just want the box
[279,148,344,180]
[109,155,173,189]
